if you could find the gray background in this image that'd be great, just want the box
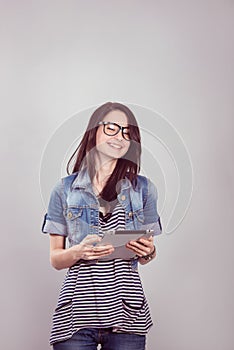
[1,1,233,349]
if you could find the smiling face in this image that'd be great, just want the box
[95,109,131,163]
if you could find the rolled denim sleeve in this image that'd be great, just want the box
[142,178,162,236]
[41,179,67,236]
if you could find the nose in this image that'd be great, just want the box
[114,129,123,141]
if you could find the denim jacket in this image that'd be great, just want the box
[42,168,162,266]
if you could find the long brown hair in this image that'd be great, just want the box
[66,102,141,202]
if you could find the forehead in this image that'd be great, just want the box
[102,110,128,126]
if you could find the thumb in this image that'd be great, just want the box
[81,234,102,245]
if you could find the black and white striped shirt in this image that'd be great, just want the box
[50,203,155,345]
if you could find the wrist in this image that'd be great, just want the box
[141,245,156,262]
[70,244,82,261]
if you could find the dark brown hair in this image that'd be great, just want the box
[66,102,141,202]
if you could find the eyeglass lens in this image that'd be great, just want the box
[104,123,130,141]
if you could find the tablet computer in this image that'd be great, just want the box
[97,229,154,260]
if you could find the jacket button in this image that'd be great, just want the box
[121,195,126,201]
[67,212,73,219]
[128,211,133,217]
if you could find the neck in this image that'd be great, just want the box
[94,156,117,184]
[92,157,117,196]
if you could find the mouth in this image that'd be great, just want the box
[107,142,123,149]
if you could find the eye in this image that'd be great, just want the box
[106,123,117,132]
[123,129,131,140]
[123,128,130,135]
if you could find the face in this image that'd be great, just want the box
[95,110,131,162]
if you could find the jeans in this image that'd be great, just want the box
[53,328,146,350]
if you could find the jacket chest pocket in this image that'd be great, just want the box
[128,208,145,229]
[65,207,87,243]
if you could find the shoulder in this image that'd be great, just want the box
[136,175,158,199]
[50,172,79,196]
[136,174,155,190]
[61,172,79,195]
[61,172,78,184]
[136,174,148,187]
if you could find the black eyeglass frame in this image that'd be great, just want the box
[98,121,131,141]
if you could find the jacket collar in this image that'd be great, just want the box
[71,167,132,191]
[71,168,91,189]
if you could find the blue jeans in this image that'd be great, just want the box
[53,328,146,350]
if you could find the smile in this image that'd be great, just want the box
[107,142,122,149]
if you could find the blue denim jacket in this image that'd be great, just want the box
[42,168,162,261]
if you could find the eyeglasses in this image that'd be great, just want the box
[98,121,131,141]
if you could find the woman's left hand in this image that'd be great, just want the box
[126,235,155,261]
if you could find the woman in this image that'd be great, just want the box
[42,102,162,350]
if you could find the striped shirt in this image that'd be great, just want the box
[50,202,155,345]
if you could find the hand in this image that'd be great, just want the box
[126,235,155,258]
[71,234,115,261]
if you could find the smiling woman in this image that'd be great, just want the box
[41,101,162,350]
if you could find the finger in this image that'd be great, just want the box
[81,245,114,260]
[126,241,152,256]
[86,248,115,260]
[92,247,115,256]
[128,240,153,251]
[137,236,154,246]
[92,244,114,252]
[81,235,102,245]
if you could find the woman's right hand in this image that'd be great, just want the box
[50,234,114,270]
[71,234,114,261]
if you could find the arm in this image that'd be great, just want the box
[50,234,114,270]
[43,180,114,270]
[126,178,162,264]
